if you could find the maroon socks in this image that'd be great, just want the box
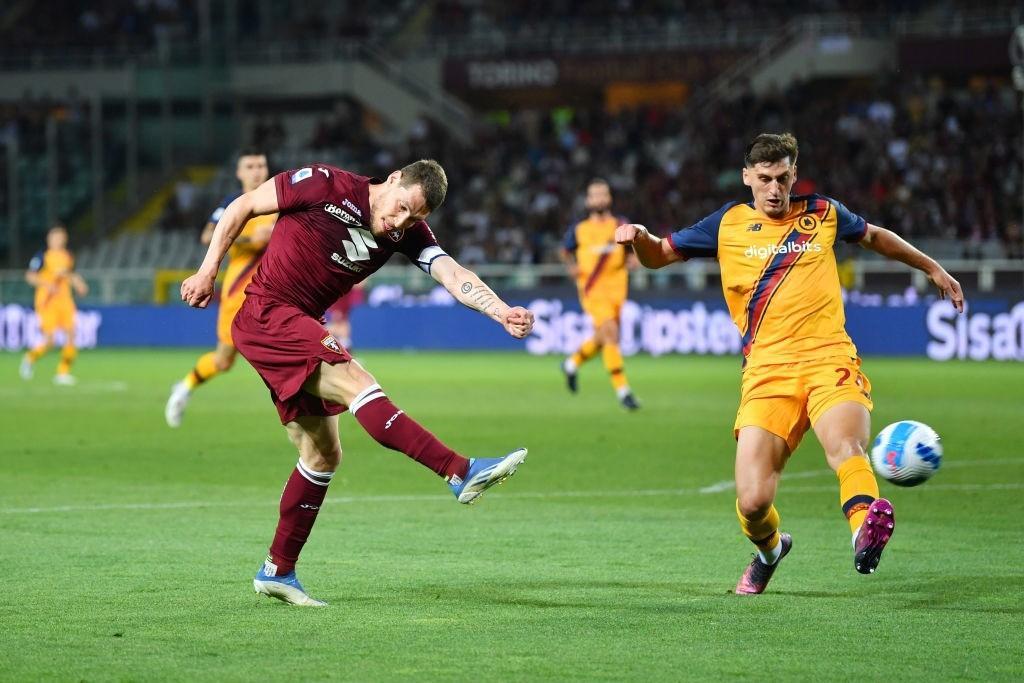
[265,460,332,576]
[349,383,470,482]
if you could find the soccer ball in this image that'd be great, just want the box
[870,420,943,487]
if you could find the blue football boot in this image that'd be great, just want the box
[450,448,528,504]
[253,561,327,607]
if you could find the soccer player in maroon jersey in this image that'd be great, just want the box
[180,159,534,606]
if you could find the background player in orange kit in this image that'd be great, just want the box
[20,224,88,385]
[559,178,639,410]
[616,133,964,594]
[165,149,277,427]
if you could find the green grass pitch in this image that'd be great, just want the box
[1,349,1022,681]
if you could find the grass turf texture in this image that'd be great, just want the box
[1,350,1022,681]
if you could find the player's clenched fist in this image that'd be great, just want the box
[615,223,649,245]
[180,270,217,308]
[502,306,535,339]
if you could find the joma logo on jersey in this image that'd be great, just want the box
[744,242,822,260]
[324,203,362,226]
[342,198,362,217]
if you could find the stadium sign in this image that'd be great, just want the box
[1,304,101,351]
[926,300,1024,361]
[526,299,740,357]
[445,50,740,92]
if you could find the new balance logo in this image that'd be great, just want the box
[325,203,361,226]
[341,227,378,262]
[746,223,762,232]
[384,410,404,430]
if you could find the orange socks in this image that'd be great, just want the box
[838,456,880,534]
[184,351,221,390]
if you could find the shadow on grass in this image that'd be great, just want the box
[889,575,1024,614]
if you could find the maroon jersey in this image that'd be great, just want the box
[245,164,446,317]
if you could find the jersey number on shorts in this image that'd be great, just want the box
[342,228,378,262]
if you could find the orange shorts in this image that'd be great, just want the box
[733,355,873,454]
[36,300,76,335]
[581,296,624,327]
[217,289,247,346]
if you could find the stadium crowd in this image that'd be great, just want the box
[0,0,197,54]
[304,75,1022,264]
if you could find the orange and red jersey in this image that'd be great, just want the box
[563,213,629,302]
[669,194,868,368]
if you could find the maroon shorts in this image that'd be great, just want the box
[232,295,351,424]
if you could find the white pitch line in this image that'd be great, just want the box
[3,476,1022,515]
[0,380,128,396]
[699,469,829,494]
[695,457,1024,494]
[776,482,1024,494]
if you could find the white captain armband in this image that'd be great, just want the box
[415,246,447,273]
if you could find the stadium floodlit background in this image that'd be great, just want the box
[2,2,1023,681]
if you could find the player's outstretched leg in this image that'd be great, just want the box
[254,417,338,607]
[449,448,528,504]
[345,381,526,505]
[853,498,895,574]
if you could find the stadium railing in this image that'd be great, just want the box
[0,260,1021,306]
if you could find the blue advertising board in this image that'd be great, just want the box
[2,295,1022,361]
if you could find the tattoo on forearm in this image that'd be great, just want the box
[461,281,500,318]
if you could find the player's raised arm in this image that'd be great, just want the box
[428,254,535,339]
[181,177,279,308]
[615,223,682,269]
[859,223,964,313]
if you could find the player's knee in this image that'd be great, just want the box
[825,436,867,471]
[214,353,235,372]
[736,488,774,518]
[334,361,378,404]
[302,440,342,472]
[285,423,304,450]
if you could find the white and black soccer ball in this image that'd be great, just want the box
[870,420,943,487]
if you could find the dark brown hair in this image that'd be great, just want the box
[400,159,448,212]
[237,147,267,160]
[744,133,798,167]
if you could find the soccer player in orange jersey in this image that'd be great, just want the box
[165,149,277,427]
[20,224,88,385]
[559,179,639,410]
[616,133,964,594]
